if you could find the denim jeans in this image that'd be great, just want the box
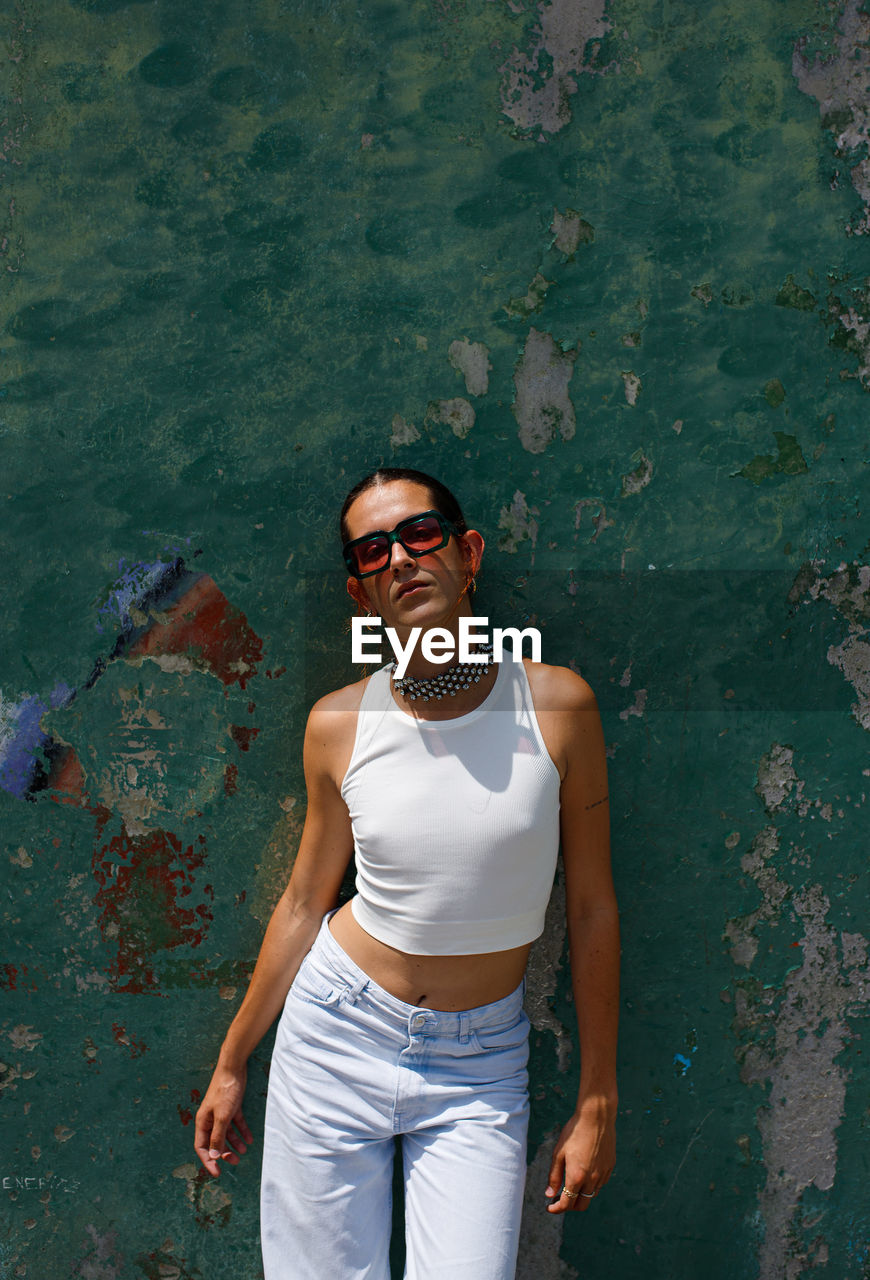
[261,914,530,1280]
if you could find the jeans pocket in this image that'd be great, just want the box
[469,1009,531,1056]
[288,955,343,1007]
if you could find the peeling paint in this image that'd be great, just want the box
[799,560,870,730]
[620,449,652,496]
[826,632,870,730]
[729,742,870,1277]
[618,688,647,720]
[447,338,491,396]
[793,0,870,233]
[755,743,798,813]
[550,207,594,256]
[512,328,578,454]
[725,826,785,968]
[390,414,420,447]
[505,272,554,319]
[516,1127,578,1280]
[6,1026,41,1052]
[498,490,540,554]
[525,867,571,1071]
[499,0,614,136]
[830,302,870,387]
[425,396,476,439]
[621,371,641,406]
[573,497,613,542]
[73,1225,125,1280]
[739,884,870,1278]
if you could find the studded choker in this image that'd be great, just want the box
[392,646,493,702]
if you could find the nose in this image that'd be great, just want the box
[388,536,414,572]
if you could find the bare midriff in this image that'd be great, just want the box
[328,901,533,1012]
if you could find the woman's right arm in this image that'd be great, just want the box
[193,691,358,1177]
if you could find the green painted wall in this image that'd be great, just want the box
[2,0,869,1276]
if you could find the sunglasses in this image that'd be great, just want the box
[343,510,458,579]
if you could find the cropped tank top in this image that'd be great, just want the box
[340,658,561,955]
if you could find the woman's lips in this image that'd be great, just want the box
[396,581,428,599]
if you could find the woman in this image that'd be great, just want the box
[194,467,619,1279]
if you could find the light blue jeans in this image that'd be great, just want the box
[261,914,530,1279]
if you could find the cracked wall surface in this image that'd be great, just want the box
[2,0,869,1277]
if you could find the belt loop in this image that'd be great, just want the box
[342,972,369,1006]
[459,1011,470,1044]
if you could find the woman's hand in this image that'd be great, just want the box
[194,1061,254,1177]
[544,1093,617,1213]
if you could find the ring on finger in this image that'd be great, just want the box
[561,1187,580,1200]
[580,1190,596,1199]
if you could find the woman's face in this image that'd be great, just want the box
[344,480,482,631]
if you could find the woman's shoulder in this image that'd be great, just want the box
[521,658,598,711]
[309,672,374,721]
[303,674,379,782]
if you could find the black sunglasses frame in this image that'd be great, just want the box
[342,510,458,579]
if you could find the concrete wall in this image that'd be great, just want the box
[2,1,869,1276]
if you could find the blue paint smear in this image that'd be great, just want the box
[96,557,183,634]
[0,683,73,798]
[673,1053,692,1076]
[1,551,201,800]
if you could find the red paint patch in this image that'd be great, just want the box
[126,574,263,689]
[224,763,238,796]
[229,724,260,752]
[178,1105,193,1126]
[92,826,214,993]
[111,1022,148,1057]
[47,745,92,808]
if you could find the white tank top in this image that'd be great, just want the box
[340,658,561,955]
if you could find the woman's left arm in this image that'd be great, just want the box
[536,668,620,1215]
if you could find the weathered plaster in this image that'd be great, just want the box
[516,1130,578,1280]
[512,329,578,454]
[800,560,870,730]
[498,490,540,554]
[525,867,571,1071]
[506,273,555,319]
[755,744,799,813]
[826,632,870,730]
[620,449,651,495]
[448,338,492,396]
[4,0,870,1274]
[729,746,870,1278]
[425,396,476,439]
[573,498,613,542]
[550,208,595,257]
[499,0,613,136]
[390,414,421,447]
[620,373,642,407]
[793,0,870,233]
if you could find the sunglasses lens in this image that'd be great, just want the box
[401,516,446,551]
[351,537,390,574]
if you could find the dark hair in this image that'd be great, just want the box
[339,468,468,544]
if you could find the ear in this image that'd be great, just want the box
[346,576,372,615]
[459,529,484,577]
